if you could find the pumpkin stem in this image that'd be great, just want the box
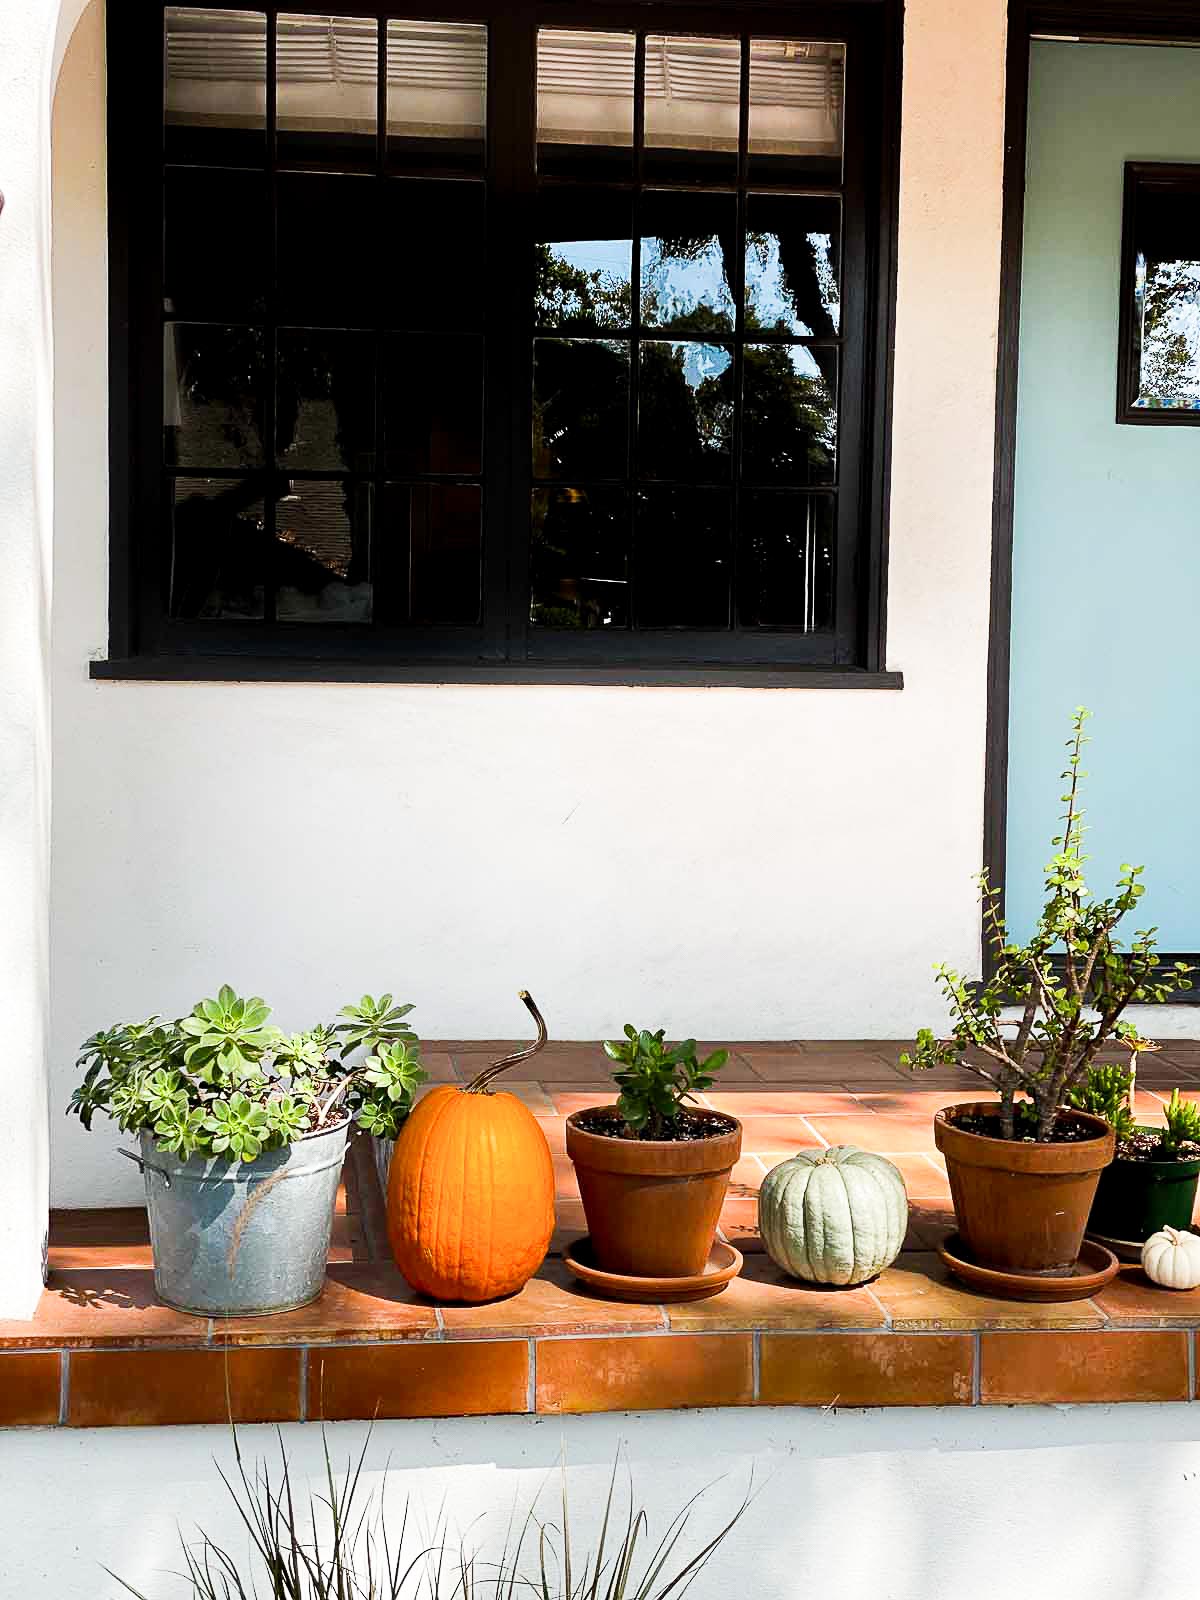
[463,992,548,1094]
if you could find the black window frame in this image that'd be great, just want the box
[100,0,903,687]
[1117,161,1200,428]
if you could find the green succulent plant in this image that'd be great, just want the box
[1066,1064,1137,1141]
[603,1025,728,1139]
[68,984,427,1164]
[1160,1089,1200,1156]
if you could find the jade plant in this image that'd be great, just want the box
[67,986,426,1162]
[903,709,1192,1142]
[603,1026,728,1138]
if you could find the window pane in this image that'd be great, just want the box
[748,39,845,186]
[277,14,378,170]
[277,177,483,327]
[410,484,482,623]
[383,335,483,475]
[644,35,739,186]
[277,174,378,322]
[275,480,372,621]
[1129,177,1200,411]
[380,180,486,330]
[739,490,834,628]
[170,478,266,619]
[534,191,632,332]
[277,330,375,472]
[742,344,838,485]
[531,486,629,628]
[534,339,630,480]
[165,8,266,166]
[640,191,736,335]
[165,169,269,322]
[538,29,635,182]
[745,195,841,337]
[388,20,486,176]
[166,324,264,469]
[635,487,731,627]
[638,341,733,480]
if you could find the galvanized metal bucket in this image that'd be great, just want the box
[126,1121,350,1317]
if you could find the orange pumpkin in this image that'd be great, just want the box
[386,994,555,1302]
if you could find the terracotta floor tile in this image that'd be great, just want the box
[746,1052,890,1082]
[0,1352,61,1425]
[667,1255,886,1333]
[553,1155,580,1199]
[759,1332,973,1406]
[441,1260,664,1340]
[213,1265,439,1345]
[431,1039,525,1054]
[546,1087,619,1116]
[1095,1266,1200,1327]
[851,1089,982,1117]
[718,1198,764,1253]
[310,1340,529,1420]
[980,1330,1189,1404]
[48,1242,155,1270]
[889,1155,951,1199]
[873,1253,1105,1330]
[419,1052,459,1083]
[536,1333,752,1413]
[500,1048,616,1081]
[0,1271,207,1349]
[50,1207,150,1244]
[803,1114,940,1156]
[904,1202,956,1250]
[68,1347,302,1427]
[549,1200,588,1256]
[737,1117,825,1155]
[499,1081,558,1113]
[727,1156,768,1197]
[703,1088,860,1116]
[798,1040,911,1055]
[535,1115,567,1155]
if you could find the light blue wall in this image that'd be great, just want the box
[1009,41,1200,947]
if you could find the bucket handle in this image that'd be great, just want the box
[118,1147,172,1189]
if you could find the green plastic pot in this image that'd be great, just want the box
[1088,1134,1200,1245]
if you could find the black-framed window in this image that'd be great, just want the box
[104,1,900,681]
[1118,162,1200,427]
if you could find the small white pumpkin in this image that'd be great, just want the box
[758,1146,908,1287]
[1141,1225,1200,1291]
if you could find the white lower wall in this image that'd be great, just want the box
[48,0,1010,1206]
[4,1404,1200,1598]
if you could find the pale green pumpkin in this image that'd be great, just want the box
[758,1146,908,1286]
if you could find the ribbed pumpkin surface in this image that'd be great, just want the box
[386,1085,555,1302]
[758,1146,908,1287]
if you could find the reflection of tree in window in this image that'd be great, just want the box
[639,342,733,478]
[1137,253,1200,407]
[745,229,840,337]
[534,243,631,328]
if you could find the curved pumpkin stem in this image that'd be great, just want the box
[463,991,548,1094]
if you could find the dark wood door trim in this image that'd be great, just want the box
[984,0,1200,984]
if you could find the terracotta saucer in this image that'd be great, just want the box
[937,1232,1119,1302]
[563,1237,743,1303]
[1085,1229,1147,1265]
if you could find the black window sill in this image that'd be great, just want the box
[89,657,905,689]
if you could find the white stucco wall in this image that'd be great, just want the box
[47,0,1010,1206]
[6,1403,1200,1598]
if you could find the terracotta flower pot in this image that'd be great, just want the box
[935,1102,1115,1274]
[565,1110,742,1279]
